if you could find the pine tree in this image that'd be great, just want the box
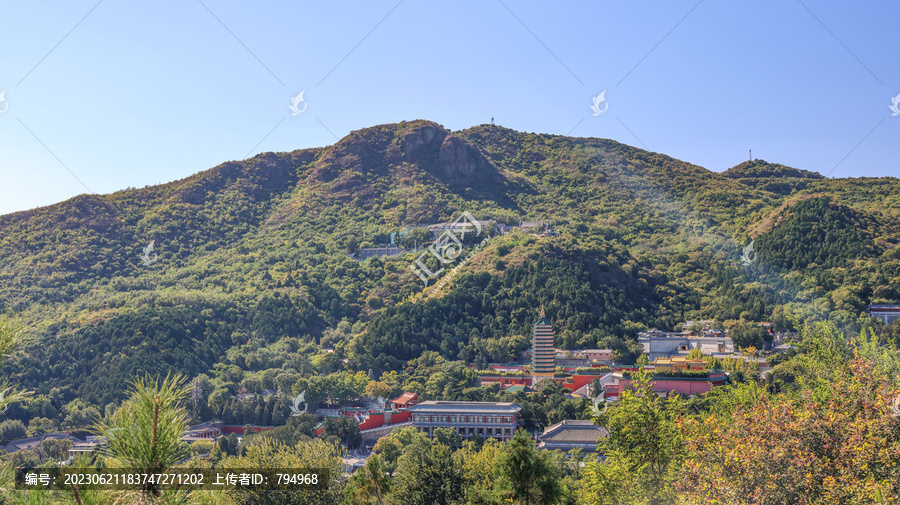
[95,374,191,502]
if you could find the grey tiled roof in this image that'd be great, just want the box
[539,420,608,444]
[408,401,522,414]
[2,433,80,453]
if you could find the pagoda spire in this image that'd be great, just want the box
[531,304,555,380]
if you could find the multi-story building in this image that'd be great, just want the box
[531,307,556,379]
[652,356,706,372]
[867,304,900,324]
[638,330,734,360]
[408,401,522,442]
[678,320,717,331]
[555,349,614,367]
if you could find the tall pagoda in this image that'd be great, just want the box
[531,306,556,379]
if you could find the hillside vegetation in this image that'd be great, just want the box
[0,119,899,407]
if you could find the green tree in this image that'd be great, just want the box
[8,449,40,470]
[461,437,506,504]
[222,438,345,505]
[208,388,230,416]
[582,368,684,505]
[390,439,464,505]
[495,429,563,505]
[95,373,191,501]
[218,432,240,456]
[189,439,214,457]
[0,315,31,417]
[730,322,771,350]
[365,380,392,401]
[372,426,428,474]
[635,354,650,367]
[62,401,102,430]
[37,438,73,463]
[27,417,58,437]
[0,419,26,445]
[433,427,463,448]
[243,413,318,449]
[343,453,392,505]
[322,416,362,449]
[371,437,403,475]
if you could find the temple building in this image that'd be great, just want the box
[651,356,706,372]
[531,306,556,380]
[408,401,522,442]
[867,304,900,325]
[537,420,608,453]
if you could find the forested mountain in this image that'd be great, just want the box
[1,119,899,405]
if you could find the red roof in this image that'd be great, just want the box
[391,392,419,405]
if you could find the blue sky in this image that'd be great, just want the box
[1,0,898,216]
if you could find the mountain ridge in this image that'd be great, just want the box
[1,119,898,403]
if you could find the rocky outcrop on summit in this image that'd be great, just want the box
[437,134,491,179]
[399,122,496,181]
[400,122,447,159]
[300,120,507,209]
